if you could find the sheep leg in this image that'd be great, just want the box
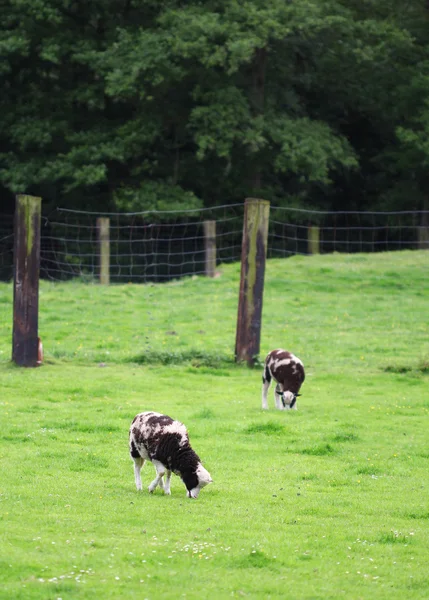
[164,470,172,495]
[262,367,271,409]
[262,381,270,409]
[275,390,285,410]
[133,457,145,491]
[148,460,166,493]
[274,384,285,410]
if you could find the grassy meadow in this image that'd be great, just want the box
[0,250,428,599]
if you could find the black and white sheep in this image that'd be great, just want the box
[262,349,305,410]
[129,411,212,499]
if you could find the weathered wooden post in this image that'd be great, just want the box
[97,217,110,285]
[308,225,320,254]
[12,194,42,367]
[203,220,216,277]
[235,198,270,366]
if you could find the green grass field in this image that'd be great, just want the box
[0,251,428,599]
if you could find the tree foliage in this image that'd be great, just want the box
[1,0,428,212]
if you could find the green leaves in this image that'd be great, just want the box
[189,88,265,160]
[1,0,428,210]
[268,117,358,183]
[113,181,202,214]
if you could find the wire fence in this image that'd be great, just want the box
[0,205,428,282]
[0,214,14,281]
[39,205,244,282]
[269,207,429,257]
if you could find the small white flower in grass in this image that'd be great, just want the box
[115,577,120,581]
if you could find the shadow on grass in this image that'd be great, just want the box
[244,422,286,435]
[233,550,279,570]
[331,432,360,443]
[43,422,120,433]
[126,350,235,368]
[382,356,429,375]
[193,408,216,420]
[300,443,336,456]
[378,531,413,544]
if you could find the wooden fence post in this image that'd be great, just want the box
[203,220,216,277]
[97,217,110,285]
[308,225,320,254]
[12,194,41,367]
[235,198,270,366]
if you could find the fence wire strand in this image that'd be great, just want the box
[0,206,428,282]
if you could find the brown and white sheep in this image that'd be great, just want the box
[262,349,305,410]
[129,411,212,498]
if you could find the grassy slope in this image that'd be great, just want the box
[0,251,428,599]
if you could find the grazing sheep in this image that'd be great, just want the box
[129,411,212,499]
[262,349,305,410]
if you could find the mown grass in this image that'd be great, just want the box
[0,250,428,599]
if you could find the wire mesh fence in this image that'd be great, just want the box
[0,205,428,282]
[39,205,244,282]
[268,207,429,257]
[0,214,14,281]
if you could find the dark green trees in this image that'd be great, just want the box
[1,0,428,211]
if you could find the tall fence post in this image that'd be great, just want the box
[235,198,270,366]
[12,194,41,367]
[97,217,110,285]
[203,220,216,277]
[308,225,320,254]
